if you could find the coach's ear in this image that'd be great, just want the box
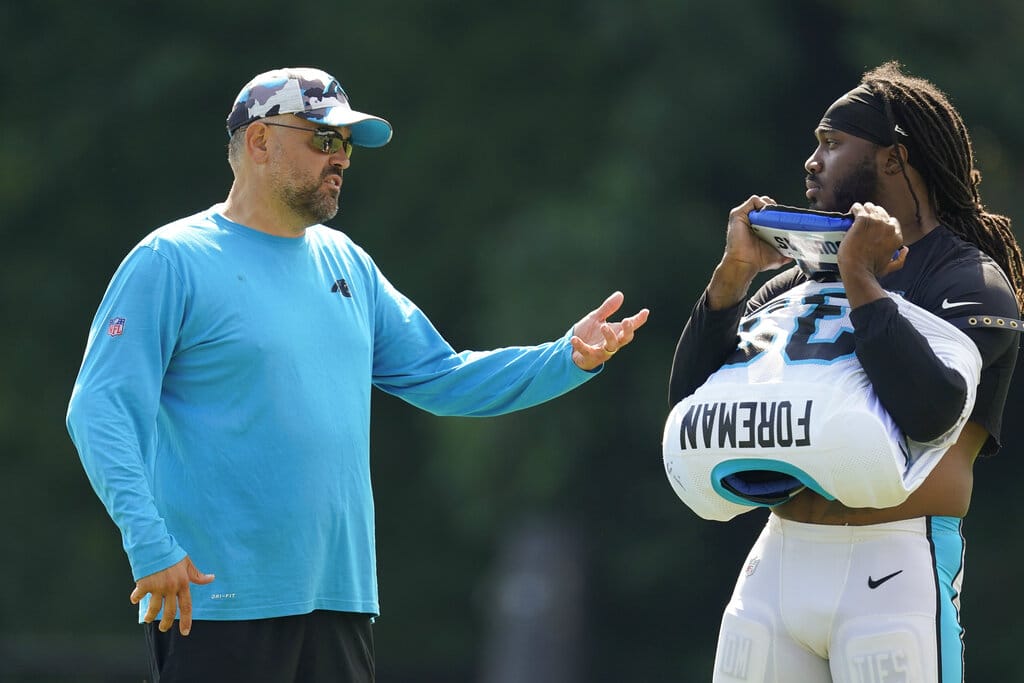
[246,122,272,164]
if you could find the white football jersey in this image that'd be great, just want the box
[662,280,982,521]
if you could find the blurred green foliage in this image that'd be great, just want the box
[3,0,1022,680]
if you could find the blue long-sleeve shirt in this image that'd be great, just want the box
[67,206,597,620]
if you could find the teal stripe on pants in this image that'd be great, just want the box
[929,515,965,683]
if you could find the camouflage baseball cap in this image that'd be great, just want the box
[226,67,392,148]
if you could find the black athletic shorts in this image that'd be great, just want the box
[143,610,374,683]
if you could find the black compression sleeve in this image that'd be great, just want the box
[668,290,745,406]
[851,298,968,441]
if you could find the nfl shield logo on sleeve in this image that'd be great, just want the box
[107,317,126,337]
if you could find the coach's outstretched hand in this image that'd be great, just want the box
[570,291,649,371]
[130,555,215,636]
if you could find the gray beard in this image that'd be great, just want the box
[282,181,339,225]
[271,161,340,225]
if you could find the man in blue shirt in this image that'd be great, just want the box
[67,66,648,683]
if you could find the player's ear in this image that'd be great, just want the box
[882,144,909,175]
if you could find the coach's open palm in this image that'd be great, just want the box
[570,291,649,371]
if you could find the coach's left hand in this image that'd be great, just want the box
[131,555,215,636]
[570,291,649,371]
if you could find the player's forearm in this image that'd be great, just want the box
[852,298,969,441]
[841,266,889,309]
[706,259,759,310]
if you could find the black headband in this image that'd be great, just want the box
[819,83,908,146]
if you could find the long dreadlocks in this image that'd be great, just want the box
[863,61,1024,310]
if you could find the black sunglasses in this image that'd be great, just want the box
[263,122,354,157]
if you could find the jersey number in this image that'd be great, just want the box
[725,292,856,365]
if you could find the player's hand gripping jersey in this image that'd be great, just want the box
[662,280,982,522]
